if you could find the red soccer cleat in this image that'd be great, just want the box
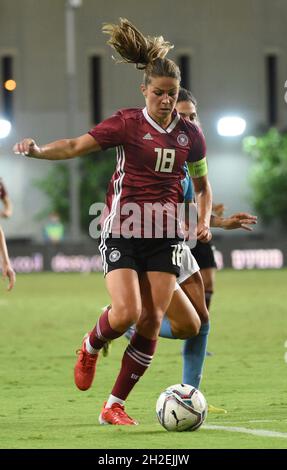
[74,334,98,391]
[99,402,138,425]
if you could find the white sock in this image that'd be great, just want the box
[105,395,125,408]
[85,337,99,355]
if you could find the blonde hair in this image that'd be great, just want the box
[102,18,181,85]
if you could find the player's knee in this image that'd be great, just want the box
[204,281,214,293]
[172,318,201,339]
[200,310,210,324]
[138,310,163,335]
[111,303,141,329]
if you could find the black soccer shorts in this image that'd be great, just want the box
[99,235,184,277]
[191,240,217,270]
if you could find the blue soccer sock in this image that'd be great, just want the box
[182,321,210,389]
[125,316,176,342]
[159,315,176,339]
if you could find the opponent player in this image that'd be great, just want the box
[0,178,13,218]
[163,89,257,389]
[0,180,15,290]
[0,225,15,291]
[177,88,224,323]
[13,19,212,425]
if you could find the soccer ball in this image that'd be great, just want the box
[156,383,208,432]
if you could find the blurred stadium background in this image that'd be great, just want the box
[0,0,286,272]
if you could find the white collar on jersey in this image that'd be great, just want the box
[142,107,180,134]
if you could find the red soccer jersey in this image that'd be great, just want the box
[89,107,206,237]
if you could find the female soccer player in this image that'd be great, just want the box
[0,225,15,291]
[162,89,257,389]
[176,88,219,315]
[13,19,212,425]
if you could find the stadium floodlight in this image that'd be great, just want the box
[67,0,82,7]
[4,79,17,91]
[0,119,11,139]
[217,116,246,137]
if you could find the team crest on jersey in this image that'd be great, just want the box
[177,133,189,147]
[109,249,121,263]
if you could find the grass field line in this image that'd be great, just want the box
[248,419,287,423]
[204,424,287,439]
[208,419,286,424]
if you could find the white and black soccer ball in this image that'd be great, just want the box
[156,384,208,432]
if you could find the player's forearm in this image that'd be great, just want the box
[14,134,100,160]
[210,214,223,228]
[36,139,79,160]
[195,181,212,227]
[0,228,11,266]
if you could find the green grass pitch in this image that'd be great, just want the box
[0,270,287,449]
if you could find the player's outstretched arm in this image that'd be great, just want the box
[211,212,257,231]
[0,227,16,291]
[13,134,101,161]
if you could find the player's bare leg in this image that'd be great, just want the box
[74,269,142,391]
[165,287,201,339]
[137,271,176,339]
[181,271,209,323]
[200,267,216,310]
[199,267,216,355]
[99,272,176,425]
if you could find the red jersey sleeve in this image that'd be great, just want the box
[88,111,126,150]
[187,126,206,163]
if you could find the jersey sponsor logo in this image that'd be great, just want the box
[177,133,189,147]
[143,133,153,140]
[109,249,121,263]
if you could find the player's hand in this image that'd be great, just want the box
[13,139,41,157]
[212,203,226,217]
[197,223,212,243]
[223,212,257,231]
[2,264,16,291]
